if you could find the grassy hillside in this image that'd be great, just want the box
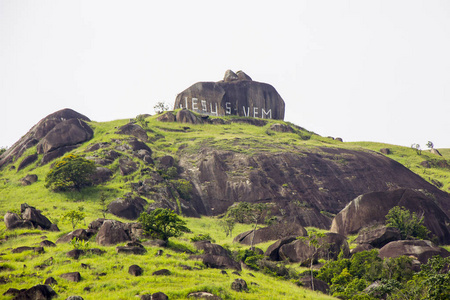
[0,112,449,299]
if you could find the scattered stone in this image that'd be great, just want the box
[128,265,143,276]
[3,288,21,296]
[335,137,343,142]
[156,249,164,256]
[156,111,176,122]
[20,174,38,185]
[12,284,57,299]
[66,249,85,259]
[81,263,90,269]
[179,264,192,270]
[270,123,294,133]
[40,240,56,247]
[231,278,248,292]
[380,148,391,155]
[44,277,57,285]
[66,296,84,300]
[116,123,148,142]
[60,272,81,282]
[420,161,431,168]
[151,292,169,300]
[116,246,147,255]
[118,158,138,176]
[232,271,241,276]
[152,269,171,276]
[220,270,228,275]
[56,229,91,243]
[12,246,44,254]
[91,167,113,184]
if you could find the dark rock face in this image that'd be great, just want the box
[17,154,38,171]
[178,146,450,229]
[0,108,90,169]
[128,265,143,276]
[174,70,285,120]
[95,219,142,246]
[116,246,147,255]
[108,196,147,220]
[116,123,148,142]
[156,112,176,122]
[60,272,81,282]
[355,226,401,248]
[278,239,316,264]
[128,138,152,153]
[20,203,52,230]
[12,284,57,300]
[265,236,298,261]
[200,254,241,271]
[299,275,330,294]
[44,277,57,285]
[379,240,450,264]
[231,278,248,292]
[40,240,56,247]
[36,118,93,155]
[194,241,230,257]
[380,148,391,155]
[41,145,78,165]
[150,292,168,300]
[233,222,307,245]
[330,189,450,244]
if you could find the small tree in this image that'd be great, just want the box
[0,146,7,156]
[385,206,429,240]
[426,141,434,149]
[138,208,190,241]
[153,101,170,114]
[411,143,422,155]
[219,217,236,237]
[298,230,330,291]
[62,210,85,230]
[99,192,109,218]
[45,154,96,192]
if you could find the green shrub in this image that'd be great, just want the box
[190,233,215,243]
[45,154,96,191]
[385,206,430,240]
[138,208,190,241]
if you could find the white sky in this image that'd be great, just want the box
[1,0,450,149]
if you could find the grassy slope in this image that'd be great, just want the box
[0,113,449,299]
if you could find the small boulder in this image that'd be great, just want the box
[108,196,147,220]
[299,275,330,294]
[4,212,33,230]
[116,246,147,255]
[56,229,91,243]
[159,155,175,169]
[91,167,113,184]
[66,249,85,259]
[128,138,152,153]
[264,236,298,261]
[420,161,431,168]
[66,296,84,300]
[20,174,38,185]
[118,158,138,176]
[176,109,200,124]
[156,112,176,122]
[44,277,58,285]
[21,203,52,229]
[231,278,248,292]
[194,241,229,256]
[60,272,81,282]
[380,148,391,155]
[152,269,171,276]
[379,240,450,264]
[128,265,143,276]
[200,254,241,271]
[40,240,56,247]
[269,123,294,133]
[355,226,401,248]
[12,246,44,254]
[17,154,38,171]
[96,220,131,246]
[116,123,148,142]
[12,284,57,300]
[188,292,222,299]
[151,292,169,300]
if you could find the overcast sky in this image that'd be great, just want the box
[1,0,449,149]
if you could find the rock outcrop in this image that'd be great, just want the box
[379,240,450,264]
[174,70,285,120]
[233,222,307,245]
[0,108,91,169]
[178,148,450,229]
[108,196,147,220]
[330,189,450,244]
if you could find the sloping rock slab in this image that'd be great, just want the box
[194,241,229,256]
[330,189,450,244]
[355,226,401,248]
[233,222,307,245]
[199,254,241,271]
[108,196,147,220]
[379,240,450,264]
[116,123,148,142]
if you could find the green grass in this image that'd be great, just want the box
[1,112,450,299]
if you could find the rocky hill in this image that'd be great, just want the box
[1,108,450,299]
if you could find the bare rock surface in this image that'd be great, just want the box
[379,240,450,264]
[331,189,450,244]
[233,222,307,245]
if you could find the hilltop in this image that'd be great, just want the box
[0,108,449,299]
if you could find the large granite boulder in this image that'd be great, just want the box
[265,236,298,261]
[0,108,90,169]
[330,189,450,244]
[4,212,33,230]
[37,118,93,155]
[94,219,142,246]
[108,196,147,220]
[116,123,148,142]
[233,222,307,245]
[355,226,402,248]
[379,240,450,264]
[174,70,285,120]
[193,241,241,270]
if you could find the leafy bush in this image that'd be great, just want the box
[190,233,215,243]
[62,210,85,230]
[385,206,430,240]
[70,237,90,251]
[45,154,96,191]
[138,208,190,241]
